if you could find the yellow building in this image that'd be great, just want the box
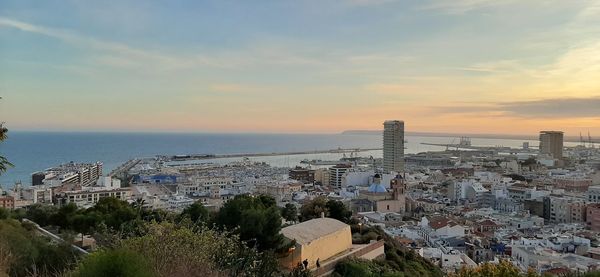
[281,218,352,269]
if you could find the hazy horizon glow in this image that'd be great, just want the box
[1,0,600,135]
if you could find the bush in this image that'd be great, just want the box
[0,219,80,277]
[70,248,156,277]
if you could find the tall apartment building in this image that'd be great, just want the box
[383,120,405,173]
[544,196,586,223]
[329,164,351,188]
[32,161,103,187]
[539,131,564,159]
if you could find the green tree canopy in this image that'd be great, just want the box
[326,200,352,223]
[0,122,13,175]
[25,203,59,227]
[281,203,298,222]
[299,197,328,221]
[179,201,210,224]
[300,197,352,223]
[215,194,284,251]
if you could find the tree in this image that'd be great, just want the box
[326,200,352,223]
[51,203,79,229]
[25,203,59,227]
[87,197,137,230]
[300,197,352,223]
[180,201,210,224]
[216,195,284,251]
[0,122,13,176]
[281,203,298,223]
[131,198,146,217]
[299,197,328,221]
[257,194,277,208]
[521,157,538,167]
[0,208,9,220]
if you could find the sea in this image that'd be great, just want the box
[0,132,578,187]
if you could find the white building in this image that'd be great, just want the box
[512,245,598,273]
[448,179,488,204]
[341,169,396,189]
[58,187,131,208]
[329,164,352,188]
[587,185,600,203]
[167,195,195,211]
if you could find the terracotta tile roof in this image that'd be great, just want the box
[477,219,498,226]
[429,217,452,230]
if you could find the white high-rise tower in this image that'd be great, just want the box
[383,120,404,173]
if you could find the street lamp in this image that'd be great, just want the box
[358,222,363,234]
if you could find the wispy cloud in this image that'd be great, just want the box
[345,0,397,7]
[208,83,274,94]
[418,0,518,14]
[435,97,600,119]
[453,60,524,74]
[0,17,188,70]
[0,17,331,72]
[500,97,600,118]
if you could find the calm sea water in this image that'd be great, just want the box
[0,132,562,187]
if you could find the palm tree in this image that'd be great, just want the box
[0,122,13,175]
[131,198,146,217]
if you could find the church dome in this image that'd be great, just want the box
[368,183,387,193]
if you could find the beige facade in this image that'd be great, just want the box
[548,196,586,223]
[58,188,132,208]
[256,181,302,204]
[313,168,330,186]
[358,175,406,214]
[539,131,564,159]
[407,198,446,213]
[383,120,405,173]
[376,199,403,213]
[281,218,352,269]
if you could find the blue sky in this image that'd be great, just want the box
[1,0,599,134]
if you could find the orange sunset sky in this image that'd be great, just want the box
[1,0,599,135]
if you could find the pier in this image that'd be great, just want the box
[109,158,141,178]
[159,147,383,162]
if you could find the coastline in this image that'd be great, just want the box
[341,130,597,143]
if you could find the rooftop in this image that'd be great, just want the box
[281,218,349,245]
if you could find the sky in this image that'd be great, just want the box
[0,0,599,135]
